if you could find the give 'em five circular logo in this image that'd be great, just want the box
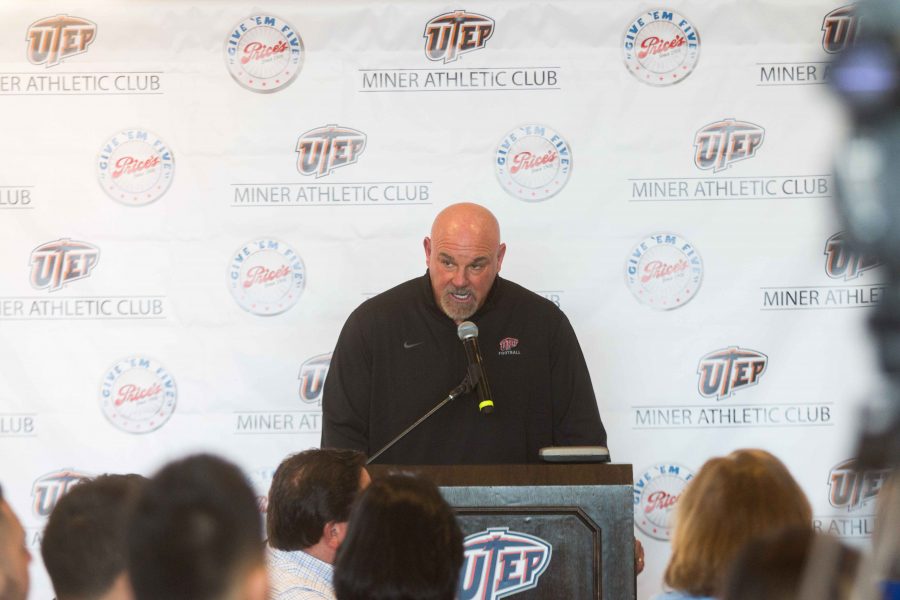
[228,238,306,316]
[623,9,700,86]
[97,129,174,206]
[626,233,703,310]
[224,15,304,93]
[634,463,694,541]
[495,124,571,202]
[100,356,177,434]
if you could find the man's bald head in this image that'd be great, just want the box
[429,203,502,249]
[424,203,506,322]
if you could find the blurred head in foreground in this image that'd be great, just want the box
[42,474,147,600]
[128,454,266,600]
[722,526,859,600]
[663,449,812,598]
[334,474,463,600]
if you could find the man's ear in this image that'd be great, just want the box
[423,237,432,266]
[496,243,507,271]
[324,520,349,550]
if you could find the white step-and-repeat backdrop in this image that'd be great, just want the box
[0,1,890,598]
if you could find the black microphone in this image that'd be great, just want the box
[457,321,494,415]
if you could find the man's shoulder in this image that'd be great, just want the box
[267,548,335,600]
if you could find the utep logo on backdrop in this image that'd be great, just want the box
[824,232,881,281]
[26,15,96,67]
[229,238,306,316]
[100,356,177,434]
[623,9,700,86]
[296,125,367,178]
[298,353,331,405]
[633,463,694,541]
[828,458,888,512]
[694,119,765,173]
[423,11,495,64]
[31,469,90,517]
[224,15,304,92]
[822,5,858,54]
[495,124,572,202]
[30,238,100,292]
[459,528,551,600]
[96,129,175,206]
[697,347,768,401]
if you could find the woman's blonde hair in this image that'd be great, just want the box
[664,449,812,597]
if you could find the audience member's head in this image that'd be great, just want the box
[127,454,266,600]
[722,526,859,600]
[41,474,147,600]
[874,470,900,578]
[267,448,368,563]
[334,473,463,600]
[0,483,30,600]
[663,448,812,598]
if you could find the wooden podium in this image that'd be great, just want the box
[367,463,635,600]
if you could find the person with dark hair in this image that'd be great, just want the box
[654,449,812,600]
[333,474,463,600]
[266,448,369,600]
[721,526,859,600]
[0,484,30,600]
[42,474,147,600]
[127,454,267,600]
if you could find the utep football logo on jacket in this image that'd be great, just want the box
[824,232,881,281]
[459,528,552,600]
[822,5,858,54]
[26,14,96,67]
[296,125,367,178]
[693,119,764,173]
[423,11,494,63]
[696,347,767,401]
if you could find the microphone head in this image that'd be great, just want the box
[457,321,478,341]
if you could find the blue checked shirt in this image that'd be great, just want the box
[267,546,336,600]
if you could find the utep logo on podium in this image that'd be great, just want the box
[459,528,552,600]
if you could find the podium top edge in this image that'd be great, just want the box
[366,463,633,486]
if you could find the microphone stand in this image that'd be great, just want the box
[366,366,479,465]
